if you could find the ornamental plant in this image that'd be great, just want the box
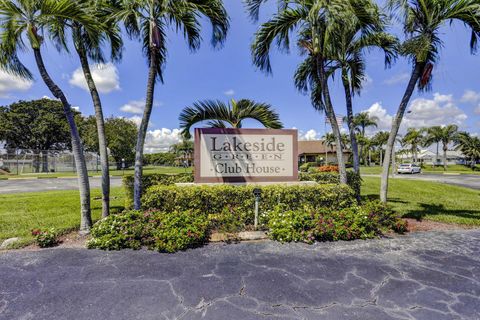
[31,228,59,248]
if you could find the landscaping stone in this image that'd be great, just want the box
[0,237,20,249]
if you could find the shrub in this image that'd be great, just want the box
[123,173,193,208]
[87,209,209,253]
[300,171,362,197]
[267,201,406,243]
[142,184,355,227]
[31,228,58,248]
[312,165,339,173]
[299,162,318,172]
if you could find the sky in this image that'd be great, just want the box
[0,1,479,153]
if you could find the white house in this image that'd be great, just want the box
[398,149,467,165]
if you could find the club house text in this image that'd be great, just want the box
[196,129,297,182]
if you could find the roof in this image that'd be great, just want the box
[298,140,348,155]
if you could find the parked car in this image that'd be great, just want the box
[397,163,422,174]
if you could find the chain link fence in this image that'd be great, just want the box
[0,149,106,175]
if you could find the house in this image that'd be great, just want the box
[298,140,350,165]
[398,149,467,165]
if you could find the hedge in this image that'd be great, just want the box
[123,173,193,208]
[299,171,361,197]
[142,184,355,226]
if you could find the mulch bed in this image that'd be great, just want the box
[404,218,476,232]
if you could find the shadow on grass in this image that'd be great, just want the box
[403,203,480,221]
[361,194,409,204]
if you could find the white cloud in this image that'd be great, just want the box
[474,106,480,115]
[69,63,120,93]
[363,93,468,135]
[384,72,410,85]
[128,116,143,127]
[461,90,480,104]
[224,89,235,96]
[121,100,145,115]
[299,129,320,141]
[144,128,182,153]
[0,70,33,98]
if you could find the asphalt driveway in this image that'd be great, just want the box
[366,173,480,190]
[1,230,480,319]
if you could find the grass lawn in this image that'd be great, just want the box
[0,187,126,247]
[362,176,480,226]
[1,166,192,179]
[360,165,480,175]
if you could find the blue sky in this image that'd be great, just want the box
[0,1,479,152]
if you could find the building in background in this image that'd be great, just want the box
[298,140,350,165]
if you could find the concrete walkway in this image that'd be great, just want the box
[1,230,479,319]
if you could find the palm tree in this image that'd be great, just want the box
[54,0,122,218]
[324,9,397,174]
[322,132,336,164]
[380,0,480,203]
[0,0,97,232]
[373,131,390,165]
[353,112,378,165]
[402,128,424,164]
[249,0,381,184]
[425,125,458,170]
[115,0,229,210]
[424,126,443,165]
[179,99,283,139]
[454,132,480,169]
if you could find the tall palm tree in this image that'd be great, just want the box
[249,0,380,184]
[373,131,390,165]
[179,99,283,139]
[402,128,424,163]
[380,0,480,203]
[454,132,480,169]
[424,126,443,165]
[322,132,336,164]
[425,125,458,170]
[324,9,397,174]
[51,0,123,218]
[353,112,378,165]
[0,0,98,232]
[115,0,229,210]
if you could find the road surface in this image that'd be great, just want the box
[1,230,479,319]
[0,176,123,194]
[365,173,480,190]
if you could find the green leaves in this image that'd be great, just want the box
[179,99,283,139]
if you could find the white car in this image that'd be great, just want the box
[397,164,422,174]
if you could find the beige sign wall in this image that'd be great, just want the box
[194,128,298,183]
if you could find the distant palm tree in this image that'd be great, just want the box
[0,0,97,232]
[179,99,283,139]
[402,128,425,164]
[353,112,378,165]
[373,131,390,165]
[115,0,229,210]
[425,125,458,170]
[380,0,480,203]
[454,132,480,169]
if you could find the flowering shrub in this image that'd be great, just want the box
[87,209,209,253]
[31,228,59,248]
[313,165,339,173]
[267,201,407,243]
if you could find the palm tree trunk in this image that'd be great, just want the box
[341,70,360,174]
[380,63,424,203]
[134,49,158,210]
[33,48,92,231]
[317,57,347,184]
[75,39,110,218]
[443,144,448,171]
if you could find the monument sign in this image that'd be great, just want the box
[194,128,298,183]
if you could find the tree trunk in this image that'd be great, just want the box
[341,70,360,174]
[134,49,158,210]
[41,151,48,172]
[380,148,383,166]
[33,48,92,231]
[380,63,424,203]
[75,37,110,218]
[443,144,448,171]
[317,58,347,184]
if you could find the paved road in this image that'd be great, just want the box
[1,230,480,319]
[366,173,480,190]
[0,176,123,194]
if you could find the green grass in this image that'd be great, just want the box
[0,187,126,246]
[362,176,480,226]
[360,165,480,175]
[3,166,192,179]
